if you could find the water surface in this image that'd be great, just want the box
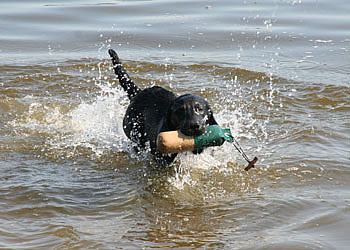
[1,0,349,249]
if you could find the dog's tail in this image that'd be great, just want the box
[108,49,141,100]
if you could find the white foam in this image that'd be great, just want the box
[68,88,128,153]
[43,85,133,158]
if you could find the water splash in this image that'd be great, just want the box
[45,86,131,160]
[165,74,273,198]
[8,58,278,199]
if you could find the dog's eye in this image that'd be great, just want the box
[194,106,204,115]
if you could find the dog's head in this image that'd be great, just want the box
[166,94,217,136]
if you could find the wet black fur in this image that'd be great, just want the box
[108,49,218,165]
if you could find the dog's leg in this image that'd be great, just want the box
[152,149,178,166]
[108,49,141,99]
[192,148,203,154]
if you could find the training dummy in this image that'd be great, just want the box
[157,125,258,171]
[157,125,233,154]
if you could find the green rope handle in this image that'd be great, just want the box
[194,125,258,171]
[194,125,234,150]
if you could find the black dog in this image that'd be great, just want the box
[108,49,218,164]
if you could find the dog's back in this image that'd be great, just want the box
[109,49,177,164]
[123,86,176,147]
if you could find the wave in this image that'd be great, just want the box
[3,57,348,200]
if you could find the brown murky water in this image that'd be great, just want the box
[1,0,350,249]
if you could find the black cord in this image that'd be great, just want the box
[231,138,250,163]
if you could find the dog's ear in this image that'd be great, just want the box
[164,101,179,130]
[207,107,218,125]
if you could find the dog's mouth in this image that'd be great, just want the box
[180,126,206,137]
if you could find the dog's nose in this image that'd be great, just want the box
[190,121,201,130]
